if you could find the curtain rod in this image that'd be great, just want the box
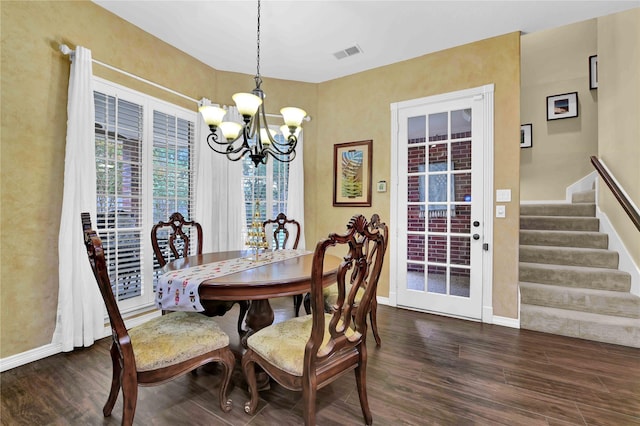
[58,44,310,121]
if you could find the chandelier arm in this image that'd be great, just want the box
[264,148,297,163]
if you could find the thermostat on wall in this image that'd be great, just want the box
[377,181,387,192]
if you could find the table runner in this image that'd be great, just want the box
[156,249,311,311]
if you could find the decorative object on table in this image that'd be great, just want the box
[246,200,269,261]
[262,213,306,316]
[82,213,235,425]
[241,214,386,425]
[546,92,579,120]
[333,139,373,207]
[198,0,307,166]
[589,55,598,90]
[520,124,532,148]
[151,212,249,333]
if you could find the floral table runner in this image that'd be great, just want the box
[156,249,310,311]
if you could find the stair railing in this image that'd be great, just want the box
[590,155,640,232]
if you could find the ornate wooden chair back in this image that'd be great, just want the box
[242,214,386,425]
[150,212,203,267]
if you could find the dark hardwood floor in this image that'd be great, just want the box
[2,298,639,425]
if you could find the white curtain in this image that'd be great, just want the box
[194,100,246,252]
[286,132,306,249]
[52,46,104,351]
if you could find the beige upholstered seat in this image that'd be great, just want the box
[323,213,388,346]
[82,213,235,426]
[242,214,386,426]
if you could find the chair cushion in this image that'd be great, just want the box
[323,283,365,311]
[128,311,229,372]
[247,313,353,376]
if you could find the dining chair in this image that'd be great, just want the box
[242,214,386,426]
[81,213,235,426]
[151,212,249,333]
[323,213,388,346]
[262,212,307,316]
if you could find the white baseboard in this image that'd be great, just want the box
[566,171,597,201]
[0,342,62,373]
[1,310,162,373]
[377,296,391,306]
[596,207,640,296]
[492,315,520,329]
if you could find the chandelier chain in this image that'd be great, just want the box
[256,0,261,81]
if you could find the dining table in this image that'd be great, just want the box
[161,249,341,348]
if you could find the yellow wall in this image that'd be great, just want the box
[314,33,522,318]
[597,9,640,269]
[2,0,521,360]
[520,19,599,200]
[0,0,317,358]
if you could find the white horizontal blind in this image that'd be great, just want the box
[93,78,197,311]
[94,92,144,302]
[151,111,197,286]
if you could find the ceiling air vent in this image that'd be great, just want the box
[333,44,363,60]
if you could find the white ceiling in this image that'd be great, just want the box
[93,1,639,83]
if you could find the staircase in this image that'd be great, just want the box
[519,190,640,348]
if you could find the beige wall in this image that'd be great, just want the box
[2,0,521,360]
[520,19,599,201]
[314,33,522,318]
[597,9,640,268]
[0,1,318,358]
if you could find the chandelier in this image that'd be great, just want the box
[199,0,307,167]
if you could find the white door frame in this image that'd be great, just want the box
[389,84,495,323]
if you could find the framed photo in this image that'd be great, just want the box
[520,124,532,148]
[589,55,598,90]
[333,140,372,207]
[547,92,578,120]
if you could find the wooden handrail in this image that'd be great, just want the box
[590,155,640,232]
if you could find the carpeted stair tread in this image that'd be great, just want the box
[520,229,608,249]
[519,281,640,318]
[520,304,640,348]
[520,203,595,217]
[520,216,600,232]
[519,262,631,292]
[519,245,619,269]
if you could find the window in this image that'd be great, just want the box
[93,78,197,313]
[242,135,290,249]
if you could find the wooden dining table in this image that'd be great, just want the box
[162,250,341,347]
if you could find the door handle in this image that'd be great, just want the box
[473,234,480,240]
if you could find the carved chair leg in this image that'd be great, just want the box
[241,351,260,415]
[293,294,303,316]
[120,368,138,426]
[218,348,235,413]
[370,299,381,347]
[302,377,317,426]
[303,292,311,315]
[354,356,372,426]
[103,343,121,417]
[237,301,250,334]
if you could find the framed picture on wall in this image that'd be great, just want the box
[547,92,578,120]
[333,140,372,207]
[520,124,532,148]
[589,55,598,89]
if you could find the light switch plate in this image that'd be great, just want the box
[496,189,511,202]
[496,205,506,218]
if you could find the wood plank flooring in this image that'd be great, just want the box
[2,298,639,425]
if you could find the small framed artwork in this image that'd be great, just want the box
[547,92,579,120]
[520,124,532,148]
[589,55,598,89]
[333,140,372,207]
